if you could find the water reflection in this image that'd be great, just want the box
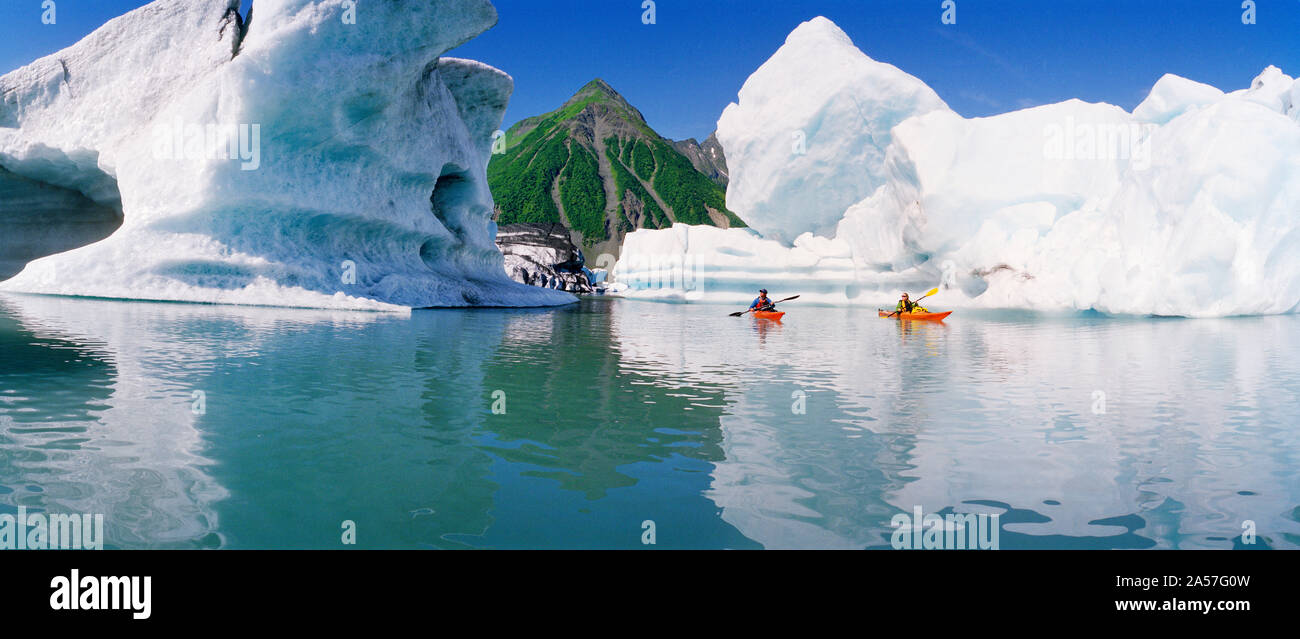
[0,294,231,548]
[2,292,1296,549]
[480,306,731,501]
[752,316,782,344]
[0,295,756,548]
[613,303,1300,549]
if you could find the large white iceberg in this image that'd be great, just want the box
[0,0,574,310]
[716,16,949,244]
[617,17,1300,317]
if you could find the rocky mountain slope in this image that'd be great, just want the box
[672,132,729,187]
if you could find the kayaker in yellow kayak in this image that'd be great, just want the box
[750,289,777,312]
[895,292,928,315]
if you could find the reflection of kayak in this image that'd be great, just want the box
[752,310,785,320]
[878,309,952,322]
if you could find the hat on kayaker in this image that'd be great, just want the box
[759,289,768,294]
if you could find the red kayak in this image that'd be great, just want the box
[878,309,952,322]
[752,310,785,320]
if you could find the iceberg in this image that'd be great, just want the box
[0,0,574,310]
[616,17,1300,317]
[716,17,949,245]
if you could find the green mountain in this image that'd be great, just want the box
[488,79,744,255]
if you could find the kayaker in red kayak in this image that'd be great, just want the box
[750,289,777,312]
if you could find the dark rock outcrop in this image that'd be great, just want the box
[495,222,594,293]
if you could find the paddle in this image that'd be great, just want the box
[730,295,800,317]
[886,287,939,318]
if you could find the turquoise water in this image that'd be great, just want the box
[1,292,1298,549]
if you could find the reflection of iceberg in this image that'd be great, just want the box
[707,412,865,550]
[608,303,913,548]
[892,317,1300,548]
[608,301,1300,549]
[0,293,510,548]
[616,17,1300,317]
[0,293,231,548]
[0,0,573,310]
[2,294,753,549]
[892,318,1300,548]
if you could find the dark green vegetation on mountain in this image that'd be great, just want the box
[488,79,743,254]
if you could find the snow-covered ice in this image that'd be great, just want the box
[0,0,575,310]
[617,17,1300,317]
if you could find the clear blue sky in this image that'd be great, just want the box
[3,0,1297,141]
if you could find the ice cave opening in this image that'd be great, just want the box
[0,163,122,280]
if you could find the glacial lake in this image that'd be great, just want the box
[1,292,1297,549]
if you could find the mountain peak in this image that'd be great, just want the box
[560,78,644,123]
[578,78,619,97]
